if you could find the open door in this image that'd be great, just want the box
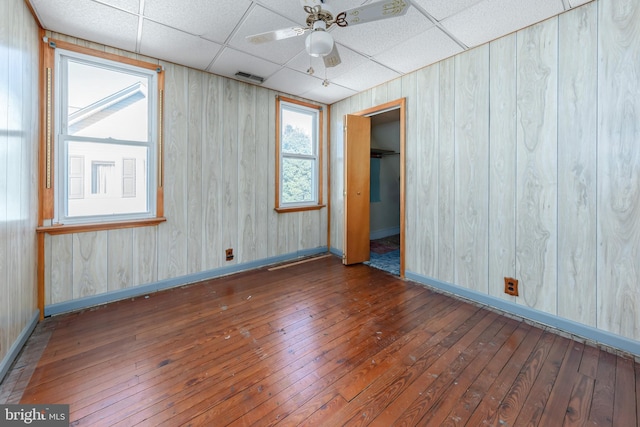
[343,114,371,265]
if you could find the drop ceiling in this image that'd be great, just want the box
[28,0,594,105]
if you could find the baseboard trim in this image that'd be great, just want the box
[406,271,640,357]
[0,310,39,384]
[44,247,329,317]
[370,226,400,241]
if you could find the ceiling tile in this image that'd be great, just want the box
[374,27,463,73]
[228,5,307,65]
[209,47,282,82]
[441,0,565,48]
[263,68,323,97]
[139,20,222,70]
[331,6,434,57]
[568,0,594,6]
[330,60,401,93]
[143,0,252,44]
[286,43,369,79]
[95,0,140,14]
[30,0,139,52]
[412,0,485,21]
[301,82,358,105]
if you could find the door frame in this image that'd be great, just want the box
[346,98,406,277]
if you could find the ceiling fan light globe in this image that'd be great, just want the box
[305,30,333,57]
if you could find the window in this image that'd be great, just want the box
[40,40,164,228]
[276,97,324,211]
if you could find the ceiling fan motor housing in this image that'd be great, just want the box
[305,20,334,57]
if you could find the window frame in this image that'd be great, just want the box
[275,96,324,213]
[38,38,165,233]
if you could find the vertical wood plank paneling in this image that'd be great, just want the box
[454,45,490,293]
[387,79,402,103]
[0,0,9,353]
[437,57,456,283]
[254,88,269,259]
[72,232,107,299]
[49,236,73,305]
[202,74,223,269]
[132,227,157,286]
[489,34,518,300]
[157,62,188,280]
[107,229,133,291]
[516,18,558,313]
[415,65,439,277]
[597,0,640,340]
[299,210,321,250]
[402,73,417,272]
[238,83,257,262]
[285,209,299,254]
[187,69,203,274]
[6,0,22,341]
[558,3,598,326]
[0,0,39,369]
[23,1,39,319]
[222,79,239,262]
[267,92,280,258]
[43,235,52,305]
[372,84,388,107]
[329,99,348,253]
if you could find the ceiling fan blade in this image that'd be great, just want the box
[323,44,341,68]
[246,26,308,44]
[334,0,411,28]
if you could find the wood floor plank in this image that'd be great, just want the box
[323,309,494,425]
[2,255,635,426]
[588,349,617,426]
[464,328,547,426]
[613,356,637,427]
[438,322,534,426]
[380,317,518,426]
[513,335,571,426]
[412,319,521,426]
[563,373,595,426]
[537,341,585,426]
[90,272,415,425]
[486,332,561,426]
[226,294,460,426]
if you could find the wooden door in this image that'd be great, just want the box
[343,114,371,265]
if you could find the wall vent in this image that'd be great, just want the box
[235,71,265,84]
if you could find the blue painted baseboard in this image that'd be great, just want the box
[45,247,329,317]
[0,309,39,384]
[405,271,640,357]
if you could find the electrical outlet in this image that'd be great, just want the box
[225,248,234,261]
[504,277,519,296]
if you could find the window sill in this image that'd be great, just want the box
[275,204,326,214]
[36,217,166,235]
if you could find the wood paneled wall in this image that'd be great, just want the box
[43,35,328,307]
[0,0,39,368]
[330,0,640,342]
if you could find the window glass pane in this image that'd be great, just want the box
[66,141,148,218]
[282,109,313,155]
[282,158,314,203]
[67,60,149,142]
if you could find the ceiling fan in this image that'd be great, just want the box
[246,0,411,70]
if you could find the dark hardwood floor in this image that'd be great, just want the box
[5,255,639,426]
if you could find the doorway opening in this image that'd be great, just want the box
[365,109,401,275]
[343,99,405,277]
